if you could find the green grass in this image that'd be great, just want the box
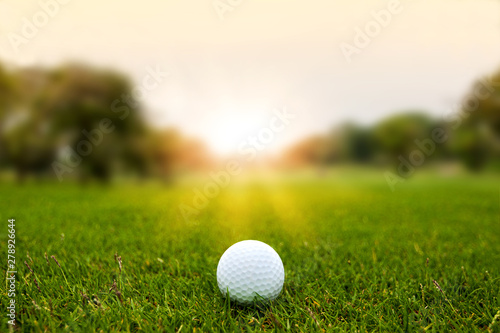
[1,171,499,332]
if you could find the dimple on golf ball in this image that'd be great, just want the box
[216,240,285,304]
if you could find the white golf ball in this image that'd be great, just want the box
[216,240,285,304]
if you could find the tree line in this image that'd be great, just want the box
[0,62,211,182]
[281,70,500,173]
[0,61,498,182]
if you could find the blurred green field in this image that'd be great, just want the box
[1,171,499,332]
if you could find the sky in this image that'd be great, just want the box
[0,0,499,155]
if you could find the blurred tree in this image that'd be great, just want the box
[372,113,435,167]
[40,64,148,182]
[338,123,375,163]
[143,129,182,183]
[281,135,336,168]
[0,64,14,168]
[0,61,213,183]
[135,129,213,182]
[0,64,16,110]
[0,66,57,180]
[449,124,490,171]
[450,70,500,170]
[0,63,149,182]
[472,71,500,135]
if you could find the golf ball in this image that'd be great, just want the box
[216,240,285,304]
